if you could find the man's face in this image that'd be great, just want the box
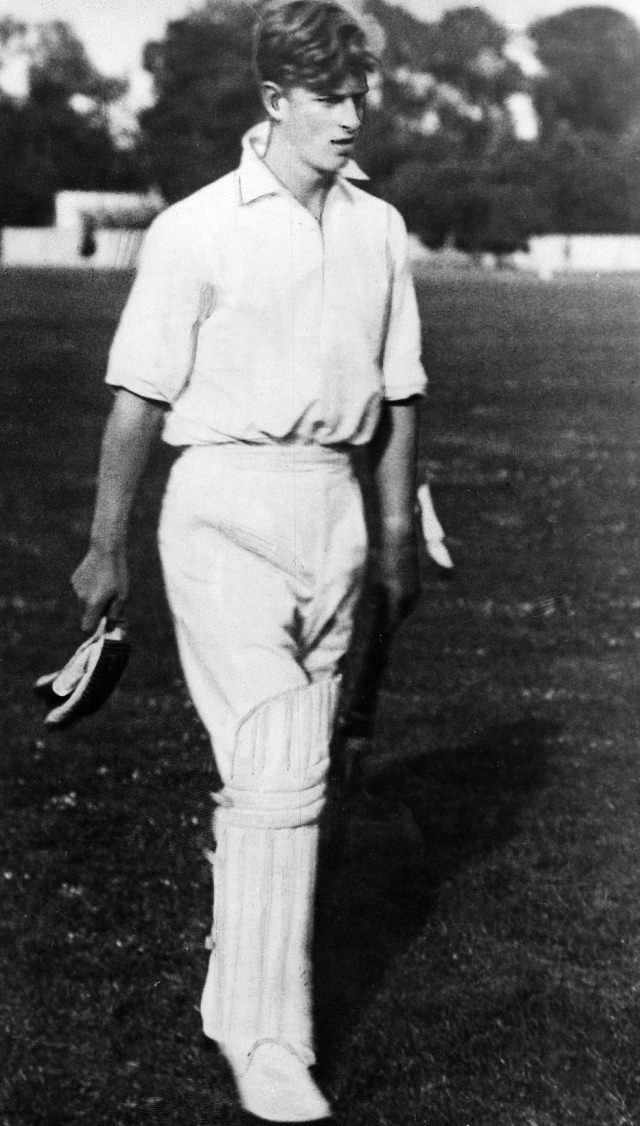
[281,73,368,176]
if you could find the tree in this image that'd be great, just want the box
[0,16,26,83]
[525,7,640,233]
[533,122,632,234]
[141,0,640,243]
[426,7,523,108]
[617,121,640,232]
[0,15,25,65]
[363,0,438,71]
[0,99,54,225]
[139,0,260,203]
[26,20,141,192]
[28,20,126,107]
[529,7,640,138]
[0,19,145,226]
[138,0,529,217]
[357,3,531,250]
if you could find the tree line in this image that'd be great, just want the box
[1,2,640,252]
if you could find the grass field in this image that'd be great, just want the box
[1,266,640,1126]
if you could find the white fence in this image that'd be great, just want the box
[409,233,640,276]
[3,228,640,274]
[515,235,640,276]
[0,227,144,269]
[55,189,163,230]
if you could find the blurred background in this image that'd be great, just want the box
[1,0,640,269]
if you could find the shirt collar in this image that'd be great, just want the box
[238,120,368,205]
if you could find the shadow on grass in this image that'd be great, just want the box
[314,715,559,1062]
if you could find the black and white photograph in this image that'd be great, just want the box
[1,1,639,1123]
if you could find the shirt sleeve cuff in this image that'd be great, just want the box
[383,375,428,401]
[104,370,174,406]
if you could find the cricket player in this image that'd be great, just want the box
[71,1,427,1120]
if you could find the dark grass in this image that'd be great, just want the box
[1,265,640,1126]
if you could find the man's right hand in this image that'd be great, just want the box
[71,545,129,633]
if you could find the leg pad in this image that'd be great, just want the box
[201,677,340,1105]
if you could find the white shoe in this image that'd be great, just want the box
[229,1040,331,1122]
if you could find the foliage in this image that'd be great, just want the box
[0,19,145,227]
[28,20,127,107]
[138,0,261,203]
[0,99,54,225]
[533,122,633,235]
[137,0,533,250]
[359,2,640,244]
[363,0,438,71]
[3,1,640,239]
[520,7,640,235]
[423,7,523,107]
[353,3,532,252]
[530,6,640,138]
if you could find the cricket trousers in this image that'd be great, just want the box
[158,443,367,1113]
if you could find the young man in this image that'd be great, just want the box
[72,1,427,1120]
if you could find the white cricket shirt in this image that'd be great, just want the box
[106,122,427,447]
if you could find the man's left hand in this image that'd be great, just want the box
[375,525,420,636]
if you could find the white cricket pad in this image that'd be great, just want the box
[201,678,339,1120]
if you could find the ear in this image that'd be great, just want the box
[260,82,286,122]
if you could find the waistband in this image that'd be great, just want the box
[177,442,353,473]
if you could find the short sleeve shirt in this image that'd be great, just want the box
[106,123,427,447]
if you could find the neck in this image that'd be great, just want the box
[262,129,334,220]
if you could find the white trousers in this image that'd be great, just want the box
[158,444,367,1069]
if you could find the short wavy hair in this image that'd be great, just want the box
[254,0,378,93]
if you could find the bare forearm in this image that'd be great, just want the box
[337,399,421,745]
[370,397,420,629]
[373,398,419,537]
[71,389,165,631]
[89,389,166,552]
